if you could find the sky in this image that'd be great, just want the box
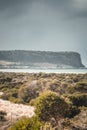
[0,0,87,66]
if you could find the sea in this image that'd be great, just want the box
[0,68,87,74]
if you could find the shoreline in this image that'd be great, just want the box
[0,68,87,74]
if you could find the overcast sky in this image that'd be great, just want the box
[0,0,87,66]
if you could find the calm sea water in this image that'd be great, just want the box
[0,68,87,74]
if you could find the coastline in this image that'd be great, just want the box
[0,68,87,74]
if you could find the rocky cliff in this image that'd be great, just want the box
[0,50,85,68]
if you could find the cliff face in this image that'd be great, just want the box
[0,50,85,68]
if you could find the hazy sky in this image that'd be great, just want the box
[0,0,87,66]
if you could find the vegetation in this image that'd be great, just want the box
[0,72,87,129]
[67,82,87,93]
[8,116,41,130]
[34,91,68,124]
[0,111,7,121]
[64,105,80,118]
[69,93,87,107]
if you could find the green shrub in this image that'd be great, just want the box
[18,86,39,103]
[40,122,59,130]
[67,86,75,94]
[69,93,87,107]
[8,116,41,130]
[34,91,68,124]
[75,82,87,92]
[9,97,23,103]
[67,82,87,94]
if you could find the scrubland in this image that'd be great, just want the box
[0,72,87,130]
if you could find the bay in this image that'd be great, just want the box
[0,68,87,74]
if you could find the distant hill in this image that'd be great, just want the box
[0,50,85,69]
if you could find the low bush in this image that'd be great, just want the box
[69,93,87,107]
[34,91,68,124]
[8,116,42,130]
[67,82,87,94]
[18,86,39,103]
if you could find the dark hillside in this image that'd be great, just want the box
[0,50,85,68]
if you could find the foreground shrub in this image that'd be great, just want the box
[8,116,41,130]
[34,91,68,124]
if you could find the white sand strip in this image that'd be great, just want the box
[0,99,35,120]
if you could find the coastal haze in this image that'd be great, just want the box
[0,0,87,67]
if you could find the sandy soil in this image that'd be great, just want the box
[0,99,35,121]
